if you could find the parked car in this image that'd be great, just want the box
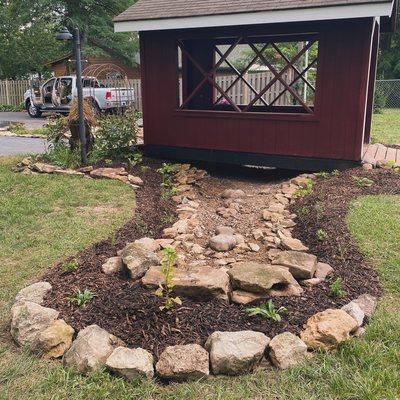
[24,76,135,118]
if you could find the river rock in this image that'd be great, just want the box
[205,331,270,375]
[209,234,237,252]
[14,282,52,306]
[315,262,334,279]
[34,319,74,359]
[63,324,124,374]
[11,301,59,347]
[272,251,317,279]
[101,257,123,275]
[278,232,309,252]
[300,309,358,350]
[215,226,235,236]
[106,347,154,380]
[142,265,230,302]
[120,243,160,280]
[156,344,209,381]
[228,262,302,296]
[341,301,365,327]
[268,332,308,370]
[221,189,245,199]
[353,294,378,318]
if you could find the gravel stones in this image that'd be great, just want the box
[205,331,270,375]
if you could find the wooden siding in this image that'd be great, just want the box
[140,19,375,162]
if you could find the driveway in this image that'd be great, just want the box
[0,136,47,156]
[0,112,48,130]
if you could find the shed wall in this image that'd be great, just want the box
[140,19,375,162]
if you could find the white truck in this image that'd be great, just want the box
[24,76,135,118]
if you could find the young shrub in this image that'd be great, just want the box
[155,247,182,311]
[352,176,374,188]
[316,229,328,242]
[93,108,138,162]
[245,300,288,322]
[68,289,95,307]
[373,86,387,114]
[157,163,179,200]
[42,143,81,169]
[62,261,79,274]
[293,180,314,199]
[329,277,347,298]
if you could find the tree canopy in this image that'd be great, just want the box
[0,0,137,79]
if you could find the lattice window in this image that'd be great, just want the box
[177,35,319,114]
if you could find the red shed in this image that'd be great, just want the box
[115,0,397,170]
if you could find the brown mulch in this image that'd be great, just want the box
[43,163,400,359]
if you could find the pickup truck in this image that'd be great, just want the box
[24,76,135,118]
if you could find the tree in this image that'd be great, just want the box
[0,0,138,79]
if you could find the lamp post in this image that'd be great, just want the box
[56,26,88,165]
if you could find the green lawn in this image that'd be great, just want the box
[0,159,399,399]
[371,108,400,145]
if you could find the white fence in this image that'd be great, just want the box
[0,71,295,110]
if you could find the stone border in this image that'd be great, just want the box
[10,160,379,383]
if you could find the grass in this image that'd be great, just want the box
[371,108,400,145]
[0,161,399,399]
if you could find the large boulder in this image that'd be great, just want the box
[14,282,52,306]
[300,309,358,350]
[142,265,231,302]
[156,344,209,381]
[268,332,308,370]
[205,331,270,375]
[209,234,237,252]
[34,319,75,359]
[11,301,59,348]
[353,294,378,318]
[272,251,317,280]
[228,262,302,296]
[278,232,309,252]
[120,243,160,280]
[63,325,124,374]
[106,347,154,380]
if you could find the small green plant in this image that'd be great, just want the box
[0,103,24,112]
[316,228,328,242]
[62,261,79,274]
[337,242,349,263]
[8,123,29,136]
[42,143,81,169]
[329,277,347,298]
[157,163,179,200]
[293,180,314,198]
[128,152,142,166]
[352,175,374,188]
[331,169,341,176]
[314,201,325,220]
[140,165,150,173]
[315,171,330,179]
[245,300,288,322]
[68,289,95,307]
[155,247,182,311]
[161,212,175,225]
[298,206,310,218]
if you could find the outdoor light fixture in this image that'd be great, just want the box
[56,25,88,164]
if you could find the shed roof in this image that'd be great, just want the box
[114,0,396,32]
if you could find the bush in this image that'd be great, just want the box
[0,104,24,112]
[42,143,81,169]
[373,86,387,114]
[92,108,138,163]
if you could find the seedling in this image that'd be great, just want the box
[62,261,79,274]
[316,229,328,242]
[314,201,325,220]
[293,181,314,199]
[315,171,330,179]
[68,289,95,307]
[140,165,150,173]
[157,163,179,200]
[352,175,374,188]
[129,152,142,166]
[329,277,347,298]
[246,300,288,322]
[155,247,182,311]
[331,169,341,176]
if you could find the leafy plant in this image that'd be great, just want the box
[155,247,182,311]
[68,289,95,307]
[8,123,29,136]
[140,165,151,173]
[128,152,142,166]
[92,108,138,162]
[315,171,330,179]
[316,229,328,242]
[293,181,314,198]
[62,261,79,274]
[245,300,288,322]
[352,175,374,188]
[157,163,179,200]
[331,169,341,176]
[0,104,24,112]
[42,143,81,169]
[314,201,325,220]
[329,277,347,298]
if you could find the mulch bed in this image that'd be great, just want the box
[43,162,400,359]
